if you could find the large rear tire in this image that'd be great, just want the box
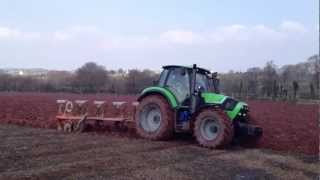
[135,95,174,140]
[194,109,234,148]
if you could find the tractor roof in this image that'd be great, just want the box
[162,65,211,74]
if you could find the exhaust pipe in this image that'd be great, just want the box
[190,64,197,114]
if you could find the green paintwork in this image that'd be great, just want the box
[201,92,227,104]
[139,86,178,108]
[140,87,247,121]
[227,102,247,120]
[201,92,246,120]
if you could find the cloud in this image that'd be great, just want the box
[53,31,71,41]
[0,27,20,39]
[218,24,247,34]
[1,21,309,45]
[0,21,316,72]
[280,20,307,33]
[69,25,98,33]
[253,25,278,36]
[52,25,99,41]
[159,22,306,46]
[0,27,40,40]
[210,24,250,42]
[101,36,153,49]
[160,30,203,44]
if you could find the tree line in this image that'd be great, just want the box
[220,55,319,100]
[0,54,319,100]
[0,62,159,95]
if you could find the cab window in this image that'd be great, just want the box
[166,68,190,103]
[158,69,169,86]
[196,73,210,92]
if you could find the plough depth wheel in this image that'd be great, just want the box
[63,121,73,133]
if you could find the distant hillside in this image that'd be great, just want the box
[0,68,49,77]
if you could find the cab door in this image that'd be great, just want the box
[165,68,190,105]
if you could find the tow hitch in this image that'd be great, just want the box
[235,122,263,137]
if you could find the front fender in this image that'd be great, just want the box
[226,102,246,120]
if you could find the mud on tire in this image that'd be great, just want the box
[194,109,234,148]
[135,95,174,140]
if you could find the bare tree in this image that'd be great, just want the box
[239,80,243,98]
[292,81,299,100]
[46,70,73,91]
[261,61,277,98]
[245,67,261,98]
[125,69,159,94]
[272,80,279,99]
[308,55,320,97]
[73,62,108,93]
[310,83,315,99]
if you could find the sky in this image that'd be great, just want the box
[0,0,318,72]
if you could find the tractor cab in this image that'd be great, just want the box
[136,64,262,148]
[158,65,219,107]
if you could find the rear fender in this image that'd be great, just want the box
[137,86,178,109]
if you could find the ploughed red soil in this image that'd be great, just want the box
[1,124,318,180]
[0,92,318,155]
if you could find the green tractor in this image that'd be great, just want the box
[135,64,262,148]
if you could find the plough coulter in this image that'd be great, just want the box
[56,64,262,149]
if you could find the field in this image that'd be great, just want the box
[0,92,319,179]
[0,124,319,180]
[0,92,318,155]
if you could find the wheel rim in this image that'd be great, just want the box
[139,103,162,132]
[200,117,220,141]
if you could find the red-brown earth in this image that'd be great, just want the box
[0,92,318,155]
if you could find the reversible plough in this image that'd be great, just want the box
[56,100,139,133]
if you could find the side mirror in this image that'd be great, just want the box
[212,72,218,79]
[211,72,220,93]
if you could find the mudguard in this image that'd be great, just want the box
[137,86,178,109]
[201,92,247,120]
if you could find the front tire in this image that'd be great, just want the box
[194,109,234,148]
[135,95,174,140]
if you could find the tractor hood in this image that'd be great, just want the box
[201,92,248,120]
[201,92,228,104]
